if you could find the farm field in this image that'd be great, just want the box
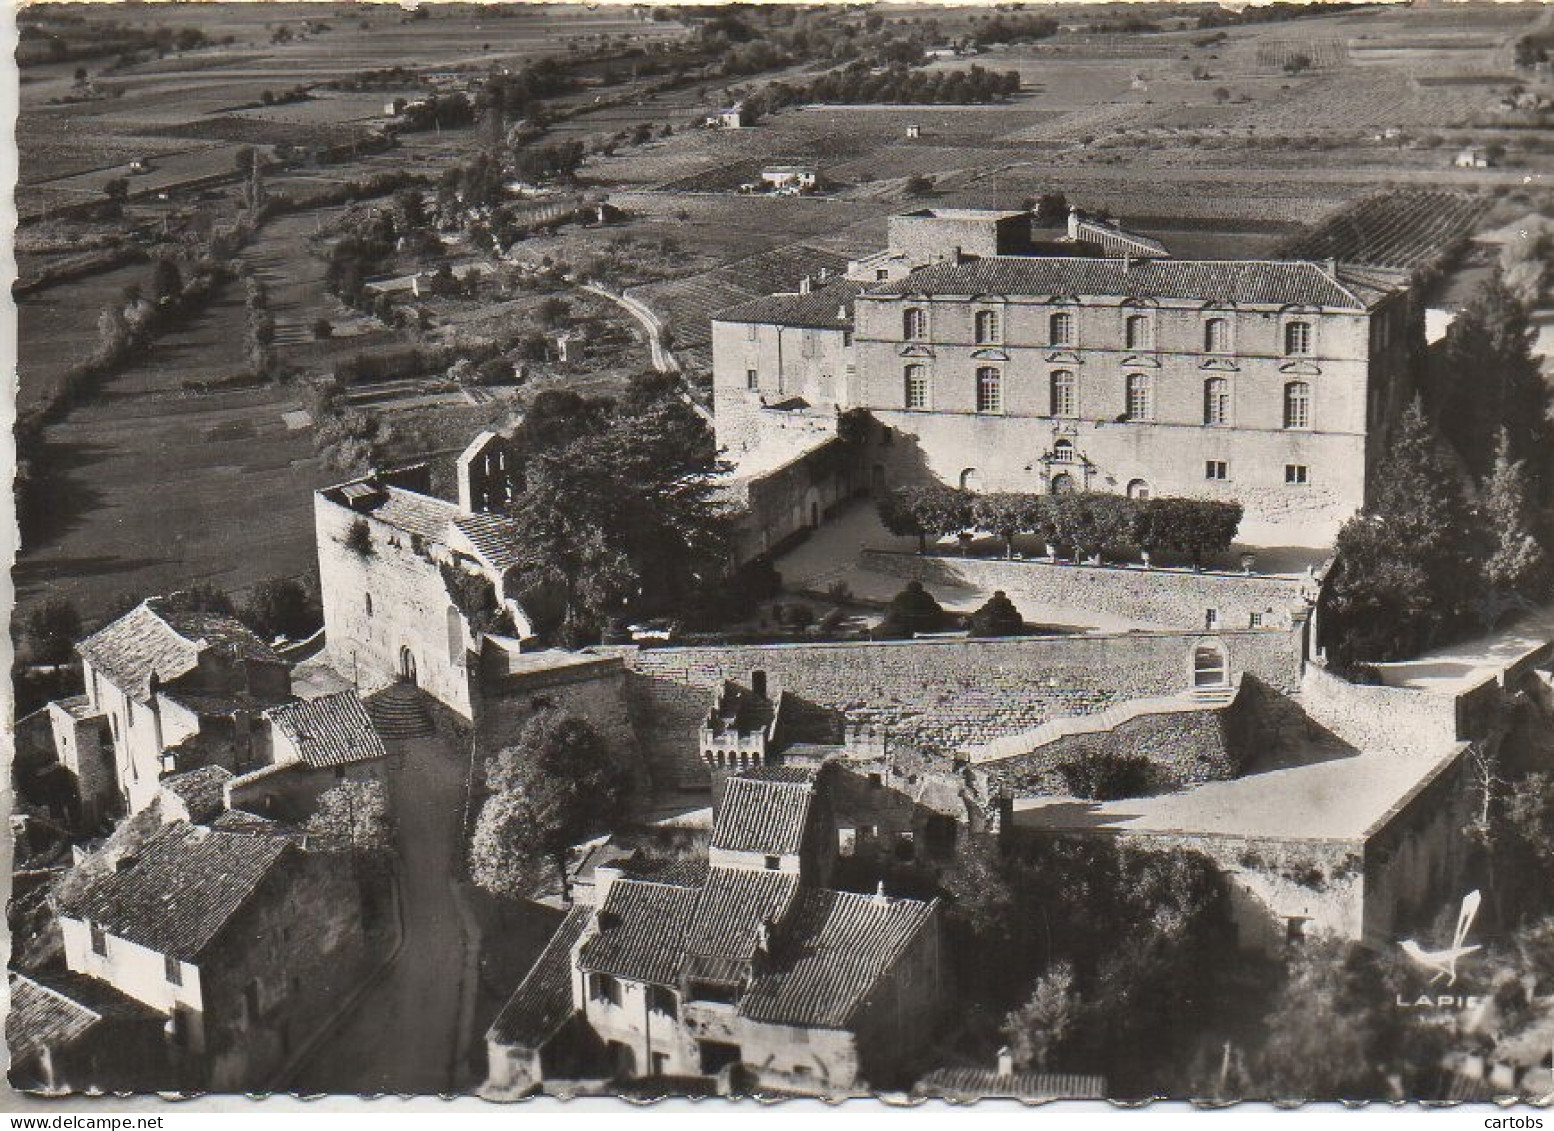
[16,1,1554,630]
[1275,191,1494,270]
[14,384,330,621]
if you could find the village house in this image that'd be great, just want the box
[711,205,1415,553]
[757,165,822,194]
[54,599,292,819]
[17,598,394,829]
[51,814,370,1092]
[484,764,946,1097]
[7,970,170,1093]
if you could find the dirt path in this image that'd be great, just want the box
[288,731,475,1096]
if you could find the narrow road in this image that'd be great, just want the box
[581,282,682,374]
[288,732,473,1095]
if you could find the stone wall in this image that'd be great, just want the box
[979,693,1253,798]
[861,549,1315,632]
[1299,664,1463,755]
[614,627,1302,779]
[315,493,475,719]
[202,851,370,1090]
[1020,825,1366,954]
[473,657,648,788]
[1361,742,1474,950]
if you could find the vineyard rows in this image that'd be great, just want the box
[1274,190,1491,269]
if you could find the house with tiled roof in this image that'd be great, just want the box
[711,202,1415,553]
[43,597,293,820]
[52,818,369,1091]
[485,764,944,1098]
[7,970,169,1093]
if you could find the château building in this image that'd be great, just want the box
[712,206,1415,551]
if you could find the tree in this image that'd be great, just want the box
[1282,52,1312,74]
[470,711,632,898]
[22,598,82,666]
[1482,428,1550,607]
[312,317,334,340]
[305,779,396,879]
[875,580,947,638]
[1438,272,1553,488]
[241,576,320,642]
[162,584,236,618]
[151,257,183,305]
[903,173,935,197]
[503,380,730,641]
[1250,939,1440,1101]
[1003,962,1080,1072]
[1322,399,1482,665]
[535,296,570,330]
[969,590,1025,637]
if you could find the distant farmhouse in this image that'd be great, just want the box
[711,204,1414,555]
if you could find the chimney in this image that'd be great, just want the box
[1122,252,1132,273]
[997,1047,1014,1078]
[817,267,829,281]
[799,276,812,295]
[1067,206,1081,241]
[873,880,888,906]
[1326,257,1338,277]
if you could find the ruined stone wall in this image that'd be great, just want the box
[861,549,1314,632]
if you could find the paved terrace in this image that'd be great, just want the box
[1011,741,1466,842]
[776,500,1327,634]
[1368,601,1554,695]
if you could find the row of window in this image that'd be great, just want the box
[906,365,1314,427]
[903,309,1316,356]
[589,973,681,1016]
[1203,460,1310,485]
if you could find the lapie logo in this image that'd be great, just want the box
[1395,890,1485,1011]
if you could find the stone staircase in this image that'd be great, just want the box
[968,678,1240,765]
[365,681,437,740]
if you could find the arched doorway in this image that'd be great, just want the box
[1126,479,1151,500]
[959,468,982,493]
[1049,472,1077,494]
[1191,641,1228,688]
[399,646,418,685]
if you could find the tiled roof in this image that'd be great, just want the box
[865,257,1396,310]
[914,1067,1108,1101]
[712,772,818,856]
[738,764,823,784]
[369,485,459,543]
[579,880,698,985]
[684,866,799,963]
[742,889,937,1028]
[7,972,162,1066]
[265,691,387,769]
[488,906,593,1050]
[617,853,710,888]
[53,695,102,722]
[452,511,525,574]
[77,599,280,703]
[158,766,233,823]
[339,483,526,576]
[713,279,868,330]
[56,821,294,961]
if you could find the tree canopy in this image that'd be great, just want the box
[470,711,633,899]
[503,374,731,644]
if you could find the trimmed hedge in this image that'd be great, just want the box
[878,487,1243,566]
